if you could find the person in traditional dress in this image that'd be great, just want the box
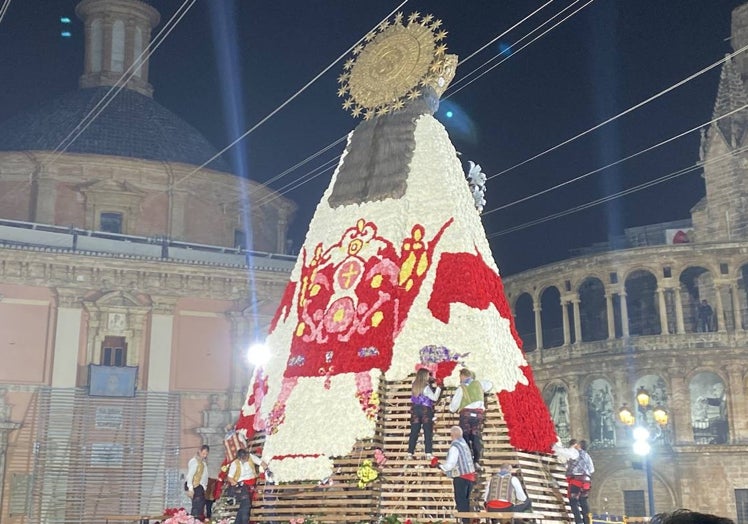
[185,445,209,519]
[483,463,532,513]
[226,448,265,524]
[437,426,477,524]
[407,368,442,459]
[553,439,594,524]
[449,368,493,469]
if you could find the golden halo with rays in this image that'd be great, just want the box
[338,11,453,120]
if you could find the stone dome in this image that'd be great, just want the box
[0,87,231,172]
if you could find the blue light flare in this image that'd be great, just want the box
[60,16,71,24]
[208,1,262,335]
[437,101,477,145]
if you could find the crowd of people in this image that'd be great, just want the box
[184,368,732,524]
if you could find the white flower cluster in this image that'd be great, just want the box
[250,115,526,482]
[466,160,487,213]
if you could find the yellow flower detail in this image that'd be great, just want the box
[310,284,321,297]
[371,311,384,327]
[399,251,416,285]
[416,252,429,277]
[371,274,382,288]
[295,322,306,337]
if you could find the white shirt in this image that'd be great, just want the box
[186,455,208,490]
[228,454,263,483]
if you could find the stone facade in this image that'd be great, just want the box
[0,0,297,521]
[502,4,748,520]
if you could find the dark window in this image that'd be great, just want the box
[663,267,672,278]
[565,280,571,292]
[610,272,618,284]
[737,489,748,524]
[624,490,645,517]
[100,212,123,234]
[101,336,127,367]
[234,229,247,250]
[721,263,729,275]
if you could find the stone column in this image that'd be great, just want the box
[34,176,57,224]
[612,371,630,444]
[572,297,582,344]
[42,290,83,522]
[533,304,544,351]
[674,288,686,334]
[51,290,83,388]
[139,298,177,516]
[669,373,692,445]
[146,298,177,392]
[605,293,615,340]
[725,363,746,442]
[657,288,669,335]
[715,285,726,332]
[566,378,586,438]
[169,190,188,240]
[561,300,571,346]
[620,292,630,337]
[731,283,743,331]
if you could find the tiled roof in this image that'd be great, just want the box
[0,87,231,172]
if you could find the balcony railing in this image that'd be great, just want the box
[0,218,296,271]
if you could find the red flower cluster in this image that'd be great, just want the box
[428,250,557,452]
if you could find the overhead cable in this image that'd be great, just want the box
[170,0,410,190]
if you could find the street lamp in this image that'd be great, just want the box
[618,387,669,517]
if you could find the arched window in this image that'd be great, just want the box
[543,383,571,442]
[586,378,616,448]
[111,20,125,72]
[689,371,729,444]
[90,19,103,72]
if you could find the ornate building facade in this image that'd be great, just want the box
[0,0,295,522]
[503,3,748,521]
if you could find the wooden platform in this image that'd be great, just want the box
[214,377,572,523]
[454,510,545,523]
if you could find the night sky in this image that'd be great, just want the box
[0,0,743,275]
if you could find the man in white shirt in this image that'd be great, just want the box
[449,368,493,469]
[185,445,209,519]
[227,448,265,524]
[553,439,594,524]
[484,463,532,513]
[437,426,477,524]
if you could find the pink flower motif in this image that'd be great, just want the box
[374,448,387,466]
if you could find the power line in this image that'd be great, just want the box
[256,155,341,208]
[455,0,556,67]
[485,144,748,239]
[482,103,748,216]
[255,135,346,194]
[488,44,748,181]
[254,2,585,202]
[47,0,197,164]
[0,0,12,25]
[447,0,588,95]
[170,0,410,190]
[1,0,198,204]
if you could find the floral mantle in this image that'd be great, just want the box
[237,114,557,482]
